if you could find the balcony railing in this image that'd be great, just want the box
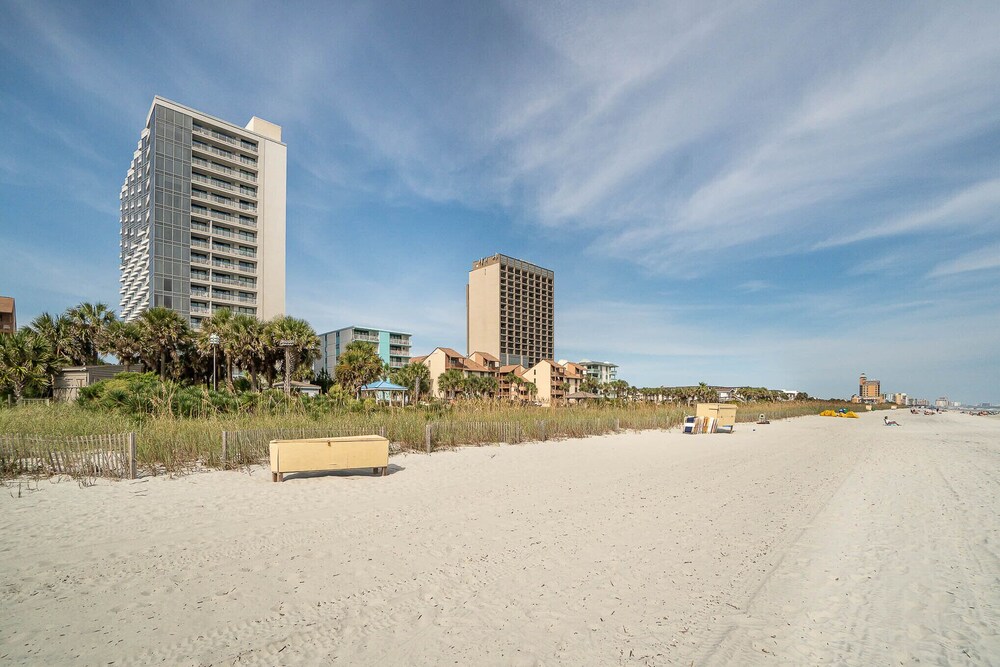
[192,173,236,193]
[211,226,256,243]
[211,274,256,288]
[212,293,257,304]
[191,256,210,265]
[192,124,258,153]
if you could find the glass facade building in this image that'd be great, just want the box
[120,97,286,326]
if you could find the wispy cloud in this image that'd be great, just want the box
[928,243,1000,278]
[815,178,1000,250]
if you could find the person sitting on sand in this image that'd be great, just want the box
[884,416,901,426]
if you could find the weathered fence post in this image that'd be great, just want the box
[425,423,432,454]
[539,420,547,441]
[221,431,228,468]
[127,432,137,480]
[615,418,620,431]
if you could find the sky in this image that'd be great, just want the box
[1,1,998,403]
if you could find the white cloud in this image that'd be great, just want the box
[928,243,1000,278]
[815,178,1000,250]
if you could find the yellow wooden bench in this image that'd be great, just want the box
[268,435,390,482]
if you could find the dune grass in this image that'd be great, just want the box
[1,399,860,476]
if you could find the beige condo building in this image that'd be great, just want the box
[467,253,554,368]
[120,97,286,327]
[0,296,15,335]
[524,359,567,406]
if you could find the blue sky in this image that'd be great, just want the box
[1,1,998,403]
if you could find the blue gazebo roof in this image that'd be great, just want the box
[360,380,408,391]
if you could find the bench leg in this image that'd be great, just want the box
[278,472,284,482]
[272,472,277,483]
[373,467,379,475]
[381,466,387,477]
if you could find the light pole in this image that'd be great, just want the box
[209,333,220,392]
[279,339,295,396]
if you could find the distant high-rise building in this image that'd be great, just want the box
[467,253,554,368]
[0,296,15,335]
[858,373,882,403]
[315,326,412,377]
[120,97,286,327]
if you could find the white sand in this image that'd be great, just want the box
[1,412,997,665]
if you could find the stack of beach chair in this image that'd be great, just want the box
[684,415,721,434]
[684,403,737,434]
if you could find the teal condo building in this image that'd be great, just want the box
[315,326,412,377]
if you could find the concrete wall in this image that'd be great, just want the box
[258,132,286,320]
[467,262,500,359]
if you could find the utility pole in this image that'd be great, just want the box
[209,333,220,392]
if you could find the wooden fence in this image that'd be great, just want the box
[0,432,136,480]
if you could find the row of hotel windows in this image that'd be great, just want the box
[192,122,258,153]
[191,171,256,197]
[190,269,256,288]
[191,253,256,273]
[192,139,256,167]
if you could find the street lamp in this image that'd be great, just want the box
[209,333,221,392]
[279,339,295,396]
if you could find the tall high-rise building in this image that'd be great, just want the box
[120,97,286,328]
[467,253,554,368]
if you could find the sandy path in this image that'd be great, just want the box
[0,412,996,665]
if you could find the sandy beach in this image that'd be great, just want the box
[1,411,997,665]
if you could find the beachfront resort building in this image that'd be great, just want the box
[416,347,581,405]
[315,326,412,377]
[524,360,568,406]
[853,373,884,404]
[415,347,499,399]
[467,253,554,368]
[578,359,618,384]
[0,296,15,335]
[119,97,286,328]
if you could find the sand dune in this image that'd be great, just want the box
[1,411,997,665]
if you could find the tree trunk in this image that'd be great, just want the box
[160,349,167,381]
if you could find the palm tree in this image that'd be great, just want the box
[230,314,267,390]
[136,308,190,380]
[100,320,143,371]
[437,369,466,400]
[335,341,386,397]
[0,330,55,402]
[27,313,72,395]
[390,362,431,404]
[265,316,321,387]
[695,382,719,403]
[524,380,538,402]
[65,302,117,365]
[198,309,237,391]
